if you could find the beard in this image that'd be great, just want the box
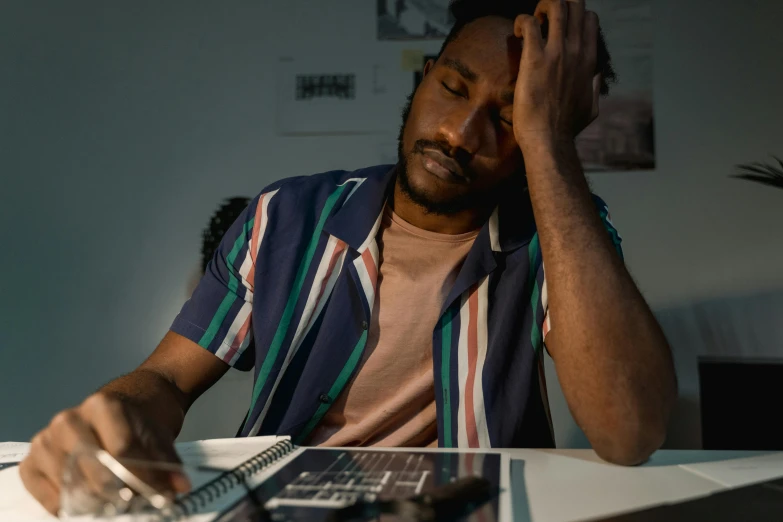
[395,95,487,216]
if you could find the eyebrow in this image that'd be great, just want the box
[442,57,478,83]
[442,57,516,106]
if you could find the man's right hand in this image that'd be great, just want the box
[19,392,191,515]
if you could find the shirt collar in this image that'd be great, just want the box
[324,164,536,253]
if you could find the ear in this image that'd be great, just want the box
[589,72,601,123]
[422,59,436,77]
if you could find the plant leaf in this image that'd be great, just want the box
[773,155,783,173]
[732,157,783,190]
[731,174,783,190]
[736,164,775,176]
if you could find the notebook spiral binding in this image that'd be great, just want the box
[170,439,295,519]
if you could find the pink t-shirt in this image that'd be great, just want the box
[306,206,478,447]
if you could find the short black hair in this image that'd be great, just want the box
[201,197,251,273]
[437,0,617,95]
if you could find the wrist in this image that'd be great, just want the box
[516,131,575,156]
[517,133,579,167]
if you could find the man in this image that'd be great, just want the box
[22,0,677,513]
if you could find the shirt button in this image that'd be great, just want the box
[318,394,331,404]
[361,321,369,330]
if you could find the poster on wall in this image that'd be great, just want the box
[403,0,655,172]
[575,0,655,171]
[275,57,396,135]
[377,0,454,40]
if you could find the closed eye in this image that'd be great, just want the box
[441,82,464,97]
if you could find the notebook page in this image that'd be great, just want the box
[176,436,289,490]
[0,467,56,522]
[0,441,30,463]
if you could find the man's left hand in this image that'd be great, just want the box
[512,0,601,148]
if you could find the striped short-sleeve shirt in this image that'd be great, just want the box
[171,164,623,447]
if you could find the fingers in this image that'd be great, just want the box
[80,394,135,458]
[19,461,60,515]
[566,0,585,51]
[534,0,567,49]
[21,432,62,514]
[80,394,188,494]
[27,431,63,491]
[583,10,599,71]
[514,14,545,61]
[590,73,603,123]
[51,410,120,501]
[20,409,111,515]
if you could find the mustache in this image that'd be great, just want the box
[412,139,474,179]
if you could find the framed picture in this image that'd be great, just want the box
[276,58,394,135]
[377,0,454,40]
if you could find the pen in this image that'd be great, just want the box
[0,462,20,471]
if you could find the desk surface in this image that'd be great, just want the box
[1,441,782,521]
[502,448,783,521]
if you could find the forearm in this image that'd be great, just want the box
[99,368,188,441]
[522,137,676,464]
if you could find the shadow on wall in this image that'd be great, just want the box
[546,288,783,450]
[656,289,783,449]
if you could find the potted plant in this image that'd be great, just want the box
[733,156,783,190]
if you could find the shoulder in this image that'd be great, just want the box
[256,164,391,205]
[590,193,611,214]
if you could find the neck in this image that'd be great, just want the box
[391,178,490,235]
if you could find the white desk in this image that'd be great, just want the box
[1,440,782,521]
[502,448,783,521]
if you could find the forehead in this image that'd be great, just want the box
[440,16,521,85]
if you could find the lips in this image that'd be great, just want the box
[420,149,469,183]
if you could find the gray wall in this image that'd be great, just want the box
[2,0,783,445]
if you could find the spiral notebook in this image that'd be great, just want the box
[0,437,501,522]
[172,439,501,522]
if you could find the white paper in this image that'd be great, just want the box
[0,467,56,521]
[176,436,284,470]
[275,57,396,135]
[0,441,30,463]
[176,436,288,491]
[680,452,783,488]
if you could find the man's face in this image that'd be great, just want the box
[398,16,524,215]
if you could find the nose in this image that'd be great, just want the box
[438,105,483,156]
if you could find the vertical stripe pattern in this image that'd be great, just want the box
[248,235,349,435]
[245,183,349,434]
[488,207,501,252]
[439,308,454,447]
[527,234,544,354]
[457,291,470,448]
[203,190,279,359]
[472,277,491,447]
[245,189,279,287]
[456,278,492,448]
[296,204,383,442]
[214,302,253,364]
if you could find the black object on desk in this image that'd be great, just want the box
[699,356,783,450]
[0,462,20,471]
[327,476,494,522]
